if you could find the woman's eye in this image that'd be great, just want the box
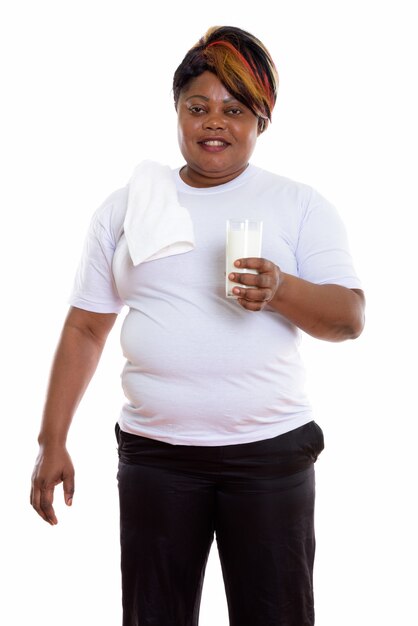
[227,108,242,115]
[189,105,205,114]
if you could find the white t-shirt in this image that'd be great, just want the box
[70,164,362,446]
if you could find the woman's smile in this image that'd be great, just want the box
[198,137,230,152]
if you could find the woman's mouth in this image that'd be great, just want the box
[198,139,230,152]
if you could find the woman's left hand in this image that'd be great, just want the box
[229,258,281,311]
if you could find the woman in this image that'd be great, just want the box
[31,26,365,626]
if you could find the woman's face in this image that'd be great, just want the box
[177,71,261,188]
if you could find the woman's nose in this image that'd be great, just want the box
[203,112,227,130]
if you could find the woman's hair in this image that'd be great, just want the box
[173,26,279,129]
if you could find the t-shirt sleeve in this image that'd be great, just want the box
[296,188,362,289]
[69,198,125,314]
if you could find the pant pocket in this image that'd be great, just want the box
[297,421,325,463]
[310,421,325,460]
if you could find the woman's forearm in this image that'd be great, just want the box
[230,259,365,341]
[269,272,365,342]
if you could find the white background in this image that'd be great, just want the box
[1,0,417,624]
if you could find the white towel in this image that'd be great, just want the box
[124,160,195,266]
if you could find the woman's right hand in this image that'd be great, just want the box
[30,444,75,525]
[30,307,117,525]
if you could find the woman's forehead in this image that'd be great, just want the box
[180,71,237,102]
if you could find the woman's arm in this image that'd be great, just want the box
[229,258,365,342]
[30,306,117,524]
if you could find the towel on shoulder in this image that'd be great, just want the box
[124,160,195,266]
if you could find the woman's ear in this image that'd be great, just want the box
[257,118,269,135]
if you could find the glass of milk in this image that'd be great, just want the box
[226,219,263,298]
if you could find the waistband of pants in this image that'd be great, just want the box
[115,420,324,478]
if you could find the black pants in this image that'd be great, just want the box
[116,421,324,626]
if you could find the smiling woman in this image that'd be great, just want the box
[30,24,365,626]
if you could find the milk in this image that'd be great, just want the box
[226,220,263,297]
